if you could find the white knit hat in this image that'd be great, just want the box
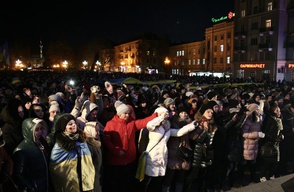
[115,101,130,116]
[49,104,60,113]
[84,122,98,138]
[48,94,58,101]
[154,106,168,115]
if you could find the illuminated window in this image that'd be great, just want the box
[181,50,185,56]
[188,60,191,65]
[241,10,246,17]
[203,59,205,65]
[197,59,200,65]
[146,51,150,56]
[227,57,230,64]
[266,19,272,28]
[193,59,196,65]
[268,2,273,11]
[220,45,224,52]
[237,70,244,78]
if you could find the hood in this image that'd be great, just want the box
[22,118,47,142]
[80,100,98,120]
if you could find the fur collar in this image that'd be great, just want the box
[55,129,87,151]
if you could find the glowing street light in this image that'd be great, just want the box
[62,60,68,68]
[164,57,170,74]
[83,60,88,70]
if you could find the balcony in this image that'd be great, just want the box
[234,31,247,39]
[258,43,273,51]
[234,46,247,53]
[259,27,274,36]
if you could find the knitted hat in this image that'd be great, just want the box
[185,91,194,98]
[164,97,175,107]
[228,99,240,108]
[57,114,75,131]
[207,91,218,100]
[11,77,21,85]
[48,94,58,101]
[49,104,60,113]
[115,101,130,116]
[84,122,98,138]
[246,103,259,113]
[154,106,168,115]
[199,100,217,115]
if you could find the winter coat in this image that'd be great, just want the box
[87,137,103,192]
[242,114,262,161]
[189,118,217,168]
[103,113,157,165]
[0,147,13,185]
[261,115,284,162]
[0,104,24,156]
[13,118,50,192]
[49,129,95,192]
[145,116,196,177]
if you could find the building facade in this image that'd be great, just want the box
[234,0,291,81]
[113,39,168,73]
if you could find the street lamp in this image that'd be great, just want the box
[62,60,68,69]
[164,57,170,74]
[83,60,88,70]
[96,60,101,71]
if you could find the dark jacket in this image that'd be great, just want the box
[13,118,50,192]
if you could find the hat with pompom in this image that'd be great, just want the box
[115,101,130,116]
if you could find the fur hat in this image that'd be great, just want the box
[199,100,217,115]
[115,101,130,116]
[164,97,175,107]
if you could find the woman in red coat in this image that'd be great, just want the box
[102,100,157,192]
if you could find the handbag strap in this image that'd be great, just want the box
[148,127,169,153]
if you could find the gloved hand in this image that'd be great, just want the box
[258,132,265,138]
[90,85,100,94]
[75,92,88,110]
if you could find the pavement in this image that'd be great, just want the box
[230,173,294,192]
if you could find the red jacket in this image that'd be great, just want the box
[103,113,157,165]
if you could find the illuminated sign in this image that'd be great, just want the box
[240,64,265,69]
[211,12,235,23]
[288,64,294,68]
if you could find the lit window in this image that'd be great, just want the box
[197,59,200,65]
[203,59,205,65]
[188,60,191,65]
[241,10,246,17]
[181,50,185,56]
[227,57,230,64]
[266,19,271,28]
[193,59,196,65]
[268,2,273,11]
[220,45,224,52]
[146,51,150,56]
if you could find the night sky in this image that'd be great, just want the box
[2,1,234,45]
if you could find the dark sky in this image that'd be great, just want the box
[2,1,234,45]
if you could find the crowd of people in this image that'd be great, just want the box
[0,70,294,192]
